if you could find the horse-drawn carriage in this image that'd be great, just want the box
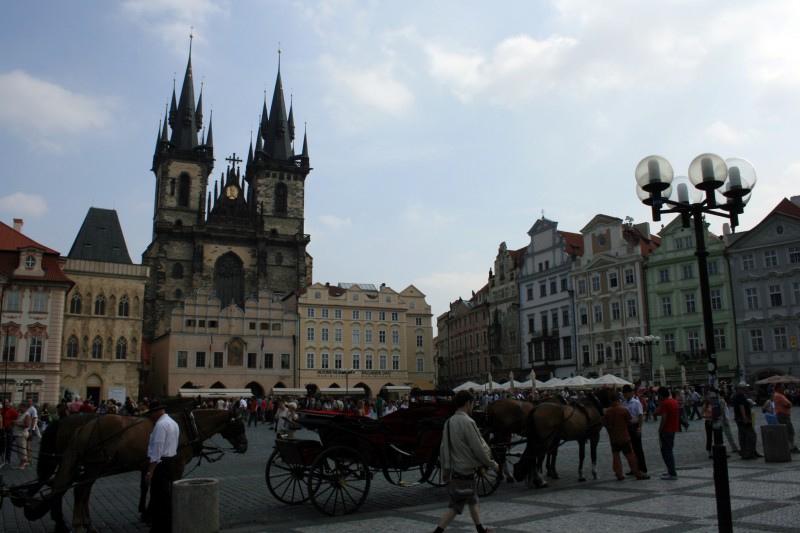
[265,390,502,516]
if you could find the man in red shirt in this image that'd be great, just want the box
[2,399,19,465]
[773,383,799,454]
[656,387,679,480]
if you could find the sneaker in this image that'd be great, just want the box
[791,447,800,454]
[660,473,677,480]
[753,452,764,458]
[636,474,651,480]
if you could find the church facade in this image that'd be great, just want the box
[142,48,312,396]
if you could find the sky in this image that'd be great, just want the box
[2,0,800,331]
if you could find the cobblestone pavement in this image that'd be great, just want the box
[1,409,799,532]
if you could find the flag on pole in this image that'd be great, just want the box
[209,333,214,352]
[260,337,265,351]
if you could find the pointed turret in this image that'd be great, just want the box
[247,137,253,167]
[259,98,269,141]
[288,100,296,142]
[195,85,204,132]
[301,128,309,159]
[168,82,177,129]
[170,52,200,151]
[205,110,214,147]
[161,104,169,141]
[264,68,292,160]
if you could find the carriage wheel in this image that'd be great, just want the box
[475,463,502,497]
[307,446,371,516]
[266,449,311,504]
[420,457,446,487]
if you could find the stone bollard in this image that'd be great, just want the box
[760,425,791,463]
[172,478,219,533]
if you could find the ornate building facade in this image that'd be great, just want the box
[0,219,73,404]
[141,48,313,396]
[61,208,148,403]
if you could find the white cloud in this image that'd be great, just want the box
[0,70,116,152]
[0,192,49,218]
[402,200,455,226]
[320,54,414,121]
[704,120,752,146]
[319,214,352,230]
[120,0,228,53]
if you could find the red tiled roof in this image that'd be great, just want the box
[0,221,73,284]
[509,247,526,268]
[558,230,584,257]
[770,198,800,219]
[0,221,58,254]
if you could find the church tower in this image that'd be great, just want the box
[142,45,312,340]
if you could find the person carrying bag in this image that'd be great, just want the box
[432,390,499,533]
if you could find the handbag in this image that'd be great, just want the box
[446,420,476,498]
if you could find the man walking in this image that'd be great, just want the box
[657,387,679,480]
[621,385,647,475]
[732,382,762,460]
[145,400,180,533]
[433,390,498,533]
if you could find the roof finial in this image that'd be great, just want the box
[541,209,545,219]
[278,42,281,70]
[189,26,194,56]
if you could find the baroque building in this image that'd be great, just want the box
[436,286,490,389]
[291,282,435,397]
[61,208,149,403]
[487,243,524,377]
[141,48,312,396]
[726,196,800,382]
[518,217,583,380]
[646,215,736,386]
[0,219,73,404]
[571,215,658,381]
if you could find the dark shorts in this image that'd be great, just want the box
[447,473,478,514]
[610,441,633,454]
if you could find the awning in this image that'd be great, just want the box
[178,388,254,399]
[318,387,365,395]
[270,388,309,397]
[381,385,411,393]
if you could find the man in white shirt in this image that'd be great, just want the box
[621,385,647,475]
[145,400,180,533]
[25,399,38,465]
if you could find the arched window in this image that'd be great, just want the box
[174,288,183,300]
[275,183,288,214]
[69,293,82,314]
[116,337,127,360]
[91,336,103,359]
[94,295,106,316]
[172,263,184,279]
[214,252,244,308]
[66,335,79,358]
[178,173,191,207]
[118,295,130,317]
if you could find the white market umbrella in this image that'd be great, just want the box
[541,377,566,390]
[680,365,687,386]
[453,381,483,392]
[497,379,526,390]
[593,374,633,387]
[519,379,546,389]
[562,375,594,388]
[659,365,667,387]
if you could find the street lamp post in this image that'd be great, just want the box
[628,335,660,386]
[636,153,756,533]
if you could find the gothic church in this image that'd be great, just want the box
[142,47,312,342]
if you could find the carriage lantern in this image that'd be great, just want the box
[635,154,756,533]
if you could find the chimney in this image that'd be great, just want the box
[791,195,800,208]
[13,218,23,233]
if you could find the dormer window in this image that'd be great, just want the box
[24,255,36,269]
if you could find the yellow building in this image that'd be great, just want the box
[145,287,298,398]
[290,282,435,398]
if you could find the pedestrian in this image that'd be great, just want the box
[701,395,716,459]
[25,398,38,465]
[432,390,498,533]
[675,388,689,431]
[621,384,647,475]
[144,400,180,533]
[604,393,649,480]
[656,387,679,480]
[275,400,289,436]
[772,383,799,454]
[717,387,740,455]
[2,399,19,465]
[732,381,762,460]
[689,387,702,420]
[13,405,31,469]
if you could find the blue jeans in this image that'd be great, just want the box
[659,431,677,476]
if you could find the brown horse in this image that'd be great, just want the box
[22,409,247,533]
[511,389,613,487]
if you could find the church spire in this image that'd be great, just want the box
[264,59,291,159]
[170,34,200,151]
[205,110,214,147]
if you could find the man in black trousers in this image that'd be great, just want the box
[621,385,647,475]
